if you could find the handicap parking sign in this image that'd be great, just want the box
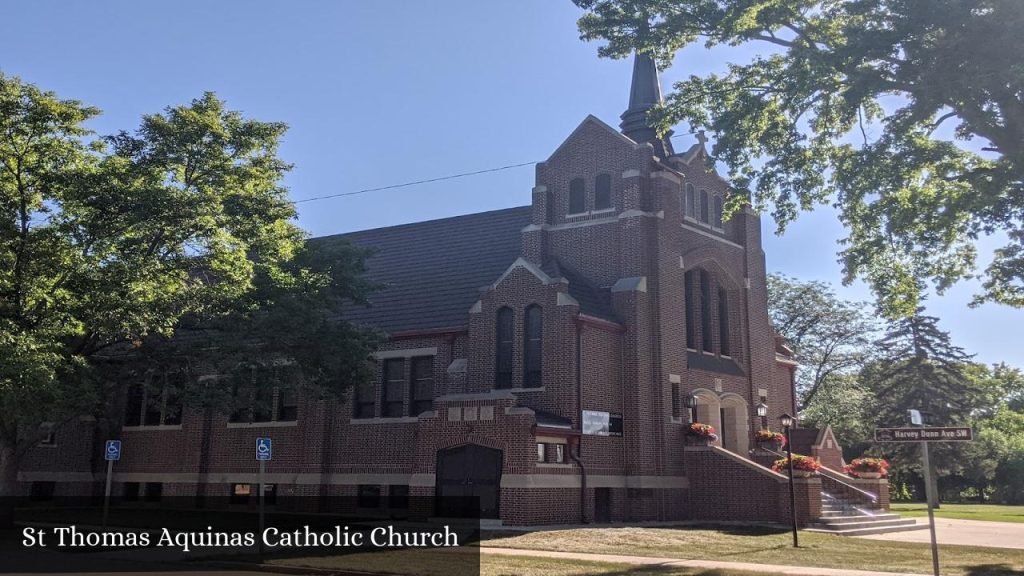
[104,440,121,461]
[255,437,272,461]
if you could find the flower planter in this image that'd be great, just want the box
[757,440,784,452]
[855,472,882,479]
[791,470,816,478]
[686,436,713,447]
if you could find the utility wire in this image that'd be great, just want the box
[293,161,539,204]
[291,131,710,205]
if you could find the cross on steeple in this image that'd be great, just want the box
[619,52,674,157]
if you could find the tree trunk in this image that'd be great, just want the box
[0,442,21,529]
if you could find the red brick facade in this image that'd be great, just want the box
[18,58,817,528]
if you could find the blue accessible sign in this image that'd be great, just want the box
[255,437,272,461]
[104,440,121,461]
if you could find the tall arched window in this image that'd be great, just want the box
[684,269,696,349]
[718,286,731,356]
[685,183,696,219]
[595,174,612,210]
[713,195,724,228]
[568,178,586,214]
[700,269,713,353]
[496,307,514,389]
[699,189,710,224]
[523,305,543,388]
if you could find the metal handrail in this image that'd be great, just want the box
[759,447,878,503]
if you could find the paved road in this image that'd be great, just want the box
[857,517,1024,550]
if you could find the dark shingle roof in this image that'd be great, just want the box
[315,207,532,334]
[560,264,617,322]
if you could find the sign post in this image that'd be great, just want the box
[255,437,272,555]
[102,440,121,531]
[920,438,940,576]
[875,420,972,576]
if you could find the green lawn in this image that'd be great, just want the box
[482,526,1024,576]
[891,503,1024,523]
[262,548,795,576]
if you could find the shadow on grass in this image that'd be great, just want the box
[965,565,1024,576]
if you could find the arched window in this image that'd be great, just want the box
[684,269,696,349]
[523,305,543,388]
[713,195,723,228]
[700,269,713,353]
[568,178,586,214]
[685,183,696,219]
[496,307,514,388]
[718,286,731,356]
[699,189,710,224]
[595,174,612,210]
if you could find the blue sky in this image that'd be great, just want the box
[4,1,1021,367]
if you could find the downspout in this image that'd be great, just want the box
[743,213,757,443]
[570,322,588,523]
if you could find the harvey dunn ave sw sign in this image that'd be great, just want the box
[875,427,973,442]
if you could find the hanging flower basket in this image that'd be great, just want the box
[844,457,890,479]
[685,423,718,446]
[772,454,821,476]
[754,430,786,450]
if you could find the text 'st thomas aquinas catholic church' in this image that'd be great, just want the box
[22,55,856,527]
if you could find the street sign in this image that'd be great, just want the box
[874,427,972,443]
[104,440,122,461]
[255,437,272,461]
[908,409,923,426]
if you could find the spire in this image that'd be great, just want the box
[619,52,674,157]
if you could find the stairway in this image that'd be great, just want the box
[806,491,927,536]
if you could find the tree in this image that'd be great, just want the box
[860,310,979,505]
[0,74,379,524]
[797,373,874,457]
[766,273,877,408]
[573,0,1024,316]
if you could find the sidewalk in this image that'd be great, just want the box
[479,546,933,576]
[857,517,1024,550]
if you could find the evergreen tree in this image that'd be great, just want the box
[862,309,978,505]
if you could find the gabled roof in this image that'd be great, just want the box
[314,206,532,333]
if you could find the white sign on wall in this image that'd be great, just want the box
[582,410,610,436]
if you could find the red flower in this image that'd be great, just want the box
[772,454,821,473]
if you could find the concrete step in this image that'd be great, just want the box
[816,513,903,524]
[814,518,918,531]
[806,522,929,537]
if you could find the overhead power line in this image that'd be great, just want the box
[291,130,711,205]
[292,161,539,204]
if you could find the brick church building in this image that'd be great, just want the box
[21,55,852,528]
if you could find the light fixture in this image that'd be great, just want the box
[756,403,768,418]
[779,413,795,429]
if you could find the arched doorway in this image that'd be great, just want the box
[719,394,750,455]
[692,389,722,447]
[435,444,503,519]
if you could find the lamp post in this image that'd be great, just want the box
[756,402,768,429]
[684,394,699,423]
[780,413,798,548]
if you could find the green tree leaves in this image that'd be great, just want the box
[0,74,379,510]
[574,0,1024,316]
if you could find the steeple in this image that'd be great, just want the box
[619,52,674,157]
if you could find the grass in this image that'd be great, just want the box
[481,526,1024,576]
[261,548,792,576]
[891,503,1024,524]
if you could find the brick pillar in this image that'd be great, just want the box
[788,477,823,525]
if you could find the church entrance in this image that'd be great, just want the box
[719,395,750,456]
[435,444,502,519]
